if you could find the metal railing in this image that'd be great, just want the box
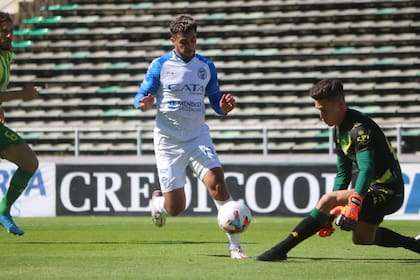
[14,124,420,157]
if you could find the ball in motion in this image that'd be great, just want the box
[217,200,251,234]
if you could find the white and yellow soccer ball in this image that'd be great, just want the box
[217,200,251,234]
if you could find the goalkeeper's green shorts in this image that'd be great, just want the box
[359,183,404,225]
[0,124,25,153]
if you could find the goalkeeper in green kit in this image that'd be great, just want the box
[255,79,420,261]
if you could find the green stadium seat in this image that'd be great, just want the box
[52,63,74,70]
[69,51,90,59]
[376,58,397,65]
[130,3,153,10]
[28,28,49,36]
[402,129,420,137]
[201,38,221,45]
[372,46,395,53]
[23,16,63,24]
[118,109,140,117]
[22,17,43,24]
[41,4,79,11]
[376,8,396,15]
[108,62,129,69]
[20,132,43,140]
[332,47,354,54]
[97,86,121,94]
[100,109,123,117]
[206,13,227,20]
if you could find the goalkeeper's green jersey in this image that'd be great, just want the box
[0,50,12,92]
[333,108,403,196]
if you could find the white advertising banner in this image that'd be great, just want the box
[388,163,420,220]
[0,161,56,217]
[0,160,417,219]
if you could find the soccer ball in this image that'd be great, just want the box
[217,200,251,234]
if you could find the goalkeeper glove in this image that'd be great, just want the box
[330,193,363,231]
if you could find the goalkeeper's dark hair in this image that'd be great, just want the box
[309,79,344,101]
[170,15,197,36]
[0,12,12,24]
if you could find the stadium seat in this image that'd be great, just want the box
[4,0,418,155]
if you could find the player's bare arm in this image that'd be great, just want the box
[220,93,235,115]
[0,85,39,103]
[136,93,154,111]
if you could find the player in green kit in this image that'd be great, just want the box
[255,79,420,261]
[0,12,39,235]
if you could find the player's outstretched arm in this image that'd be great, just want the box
[0,85,39,103]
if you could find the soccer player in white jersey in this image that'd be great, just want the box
[133,15,247,259]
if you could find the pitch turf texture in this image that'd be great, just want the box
[1,217,419,280]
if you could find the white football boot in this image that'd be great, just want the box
[230,246,248,259]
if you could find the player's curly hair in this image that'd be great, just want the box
[0,12,12,24]
[170,15,197,36]
[309,79,344,100]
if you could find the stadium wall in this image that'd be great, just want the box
[1,155,419,220]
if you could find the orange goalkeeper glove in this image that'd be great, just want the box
[330,193,363,231]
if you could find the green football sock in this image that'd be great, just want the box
[273,208,329,253]
[374,227,417,251]
[0,168,34,215]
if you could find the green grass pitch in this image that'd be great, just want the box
[0,217,419,279]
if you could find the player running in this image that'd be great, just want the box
[133,15,247,259]
[255,79,420,261]
[0,12,39,235]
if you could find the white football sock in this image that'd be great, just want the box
[214,196,241,249]
[227,233,241,250]
[213,196,233,210]
[153,196,168,215]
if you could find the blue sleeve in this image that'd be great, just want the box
[206,61,223,114]
[133,57,163,108]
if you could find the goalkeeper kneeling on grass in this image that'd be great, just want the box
[255,79,420,261]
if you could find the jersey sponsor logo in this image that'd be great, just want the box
[168,100,202,108]
[197,67,207,80]
[167,83,205,94]
[356,129,369,145]
[166,100,203,112]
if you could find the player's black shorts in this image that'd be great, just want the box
[359,183,404,225]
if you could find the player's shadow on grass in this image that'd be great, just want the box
[288,256,420,264]
[4,240,229,245]
[207,255,420,263]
